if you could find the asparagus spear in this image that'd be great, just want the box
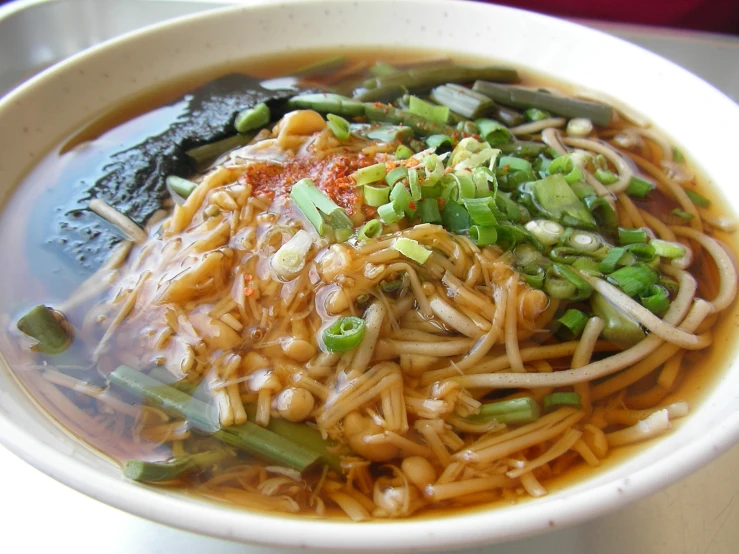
[123,450,232,483]
[17,305,73,354]
[109,366,321,472]
[286,93,366,117]
[364,103,464,140]
[362,65,519,91]
[472,81,614,126]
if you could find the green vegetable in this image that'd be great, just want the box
[524,108,551,121]
[639,284,671,317]
[475,118,513,145]
[441,200,471,234]
[470,225,497,246]
[418,197,442,224]
[472,81,613,126]
[377,201,404,224]
[685,189,710,208]
[525,174,596,229]
[594,167,618,185]
[186,133,253,169]
[327,114,351,141]
[619,227,648,245]
[670,208,694,221]
[362,65,519,91]
[651,239,685,259]
[123,450,232,483]
[545,263,593,301]
[287,93,365,117]
[363,185,391,207]
[352,163,387,186]
[323,316,366,353]
[463,197,498,226]
[426,134,454,151]
[543,392,582,411]
[390,181,415,218]
[234,102,270,133]
[430,83,493,119]
[395,144,414,160]
[290,178,353,237]
[16,305,72,354]
[357,219,383,242]
[607,263,659,297]
[557,309,589,339]
[392,237,431,264]
[590,292,645,346]
[408,95,449,123]
[524,219,564,246]
[166,175,198,199]
[109,366,321,472]
[364,102,462,139]
[463,397,541,425]
[625,176,655,199]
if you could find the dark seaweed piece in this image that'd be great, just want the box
[51,74,302,275]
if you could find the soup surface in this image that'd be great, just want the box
[1,49,737,521]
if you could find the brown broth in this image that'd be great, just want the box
[1,47,738,521]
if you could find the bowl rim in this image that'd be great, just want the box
[1,0,739,550]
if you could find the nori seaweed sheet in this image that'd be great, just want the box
[52,73,300,273]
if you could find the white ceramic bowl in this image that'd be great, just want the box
[1,0,739,550]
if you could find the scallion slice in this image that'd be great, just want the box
[556,309,589,338]
[357,219,383,242]
[363,185,391,207]
[470,225,497,246]
[323,316,365,352]
[639,284,670,316]
[651,239,685,259]
[626,176,655,199]
[327,114,351,141]
[166,175,198,199]
[463,197,498,226]
[270,230,313,279]
[441,200,471,234]
[670,208,694,221]
[352,163,387,186]
[377,201,404,224]
[685,188,710,208]
[543,392,582,411]
[395,144,414,160]
[475,118,513,145]
[464,397,540,425]
[524,219,564,246]
[385,166,409,187]
[418,198,442,224]
[426,134,454,151]
[234,102,271,133]
[606,263,659,297]
[619,227,648,245]
[392,237,431,264]
[599,246,628,274]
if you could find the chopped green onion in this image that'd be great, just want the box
[395,144,414,160]
[626,176,655,199]
[418,198,442,224]
[389,182,415,218]
[520,264,546,289]
[335,228,353,243]
[377,201,404,224]
[684,189,710,208]
[385,166,409,187]
[594,168,618,185]
[16,305,72,354]
[639,284,671,317]
[495,194,522,223]
[565,230,602,254]
[408,95,449,123]
[584,196,617,232]
[123,450,231,483]
[369,61,398,77]
[607,263,659,297]
[392,237,431,264]
[543,392,581,411]
[572,257,602,275]
[166,175,198,199]
[566,118,593,137]
[599,246,629,274]
[672,147,685,163]
[464,397,540,425]
[619,227,649,245]
[651,239,685,259]
[357,219,383,242]
[463,197,498,226]
[270,230,313,279]
[524,219,564,246]
[327,114,351,141]
[289,178,352,237]
[470,225,498,246]
[524,108,550,121]
[556,309,589,339]
[441,200,471,234]
[475,118,513,145]
[627,243,655,262]
[352,163,387,186]
[323,316,365,352]
[457,171,476,199]
[363,185,390,207]
[498,155,534,176]
[234,102,270,133]
[409,167,422,201]
[547,154,584,185]
[548,263,593,301]
[525,174,595,229]
[426,134,454,151]
[670,208,694,221]
[429,83,493,119]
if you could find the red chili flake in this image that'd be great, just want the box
[408,201,416,210]
[244,274,253,282]
[245,288,255,297]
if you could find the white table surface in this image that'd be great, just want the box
[1,1,738,552]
